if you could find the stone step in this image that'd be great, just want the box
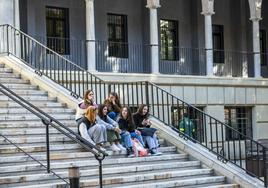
[8,175,226,188]
[0,142,172,163]
[0,101,66,108]
[1,83,38,89]
[1,152,184,173]
[0,168,211,186]
[0,120,75,128]
[102,176,227,188]
[0,159,201,178]
[0,133,164,145]
[0,95,57,101]
[0,78,29,84]
[97,170,217,187]
[0,151,92,163]
[0,73,20,78]
[0,135,76,145]
[0,68,12,73]
[0,141,175,154]
[198,184,239,188]
[0,125,77,135]
[0,143,84,154]
[0,90,47,96]
[0,153,186,174]
[0,114,75,121]
[0,107,75,114]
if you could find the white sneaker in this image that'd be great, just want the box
[95,145,106,152]
[116,143,127,152]
[110,143,121,152]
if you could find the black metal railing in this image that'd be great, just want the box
[159,46,207,75]
[0,82,108,188]
[17,35,262,77]
[0,133,69,187]
[0,24,267,187]
[213,49,253,77]
[94,40,151,73]
[35,36,87,69]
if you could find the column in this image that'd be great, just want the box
[146,0,160,74]
[201,0,215,76]
[14,0,21,58]
[14,0,20,29]
[85,0,96,72]
[0,0,16,25]
[248,0,262,78]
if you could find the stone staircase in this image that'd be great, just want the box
[0,63,239,188]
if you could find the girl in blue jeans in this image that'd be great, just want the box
[117,107,145,155]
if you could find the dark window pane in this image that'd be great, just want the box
[46,7,70,55]
[260,29,267,66]
[160,19,178,61]
[107,13,128,58]
[213,25,224,64]
[224,107,252,141]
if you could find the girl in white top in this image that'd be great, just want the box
[75,90,98,123]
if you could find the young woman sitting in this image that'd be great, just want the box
[97,104,126,152]
[116,107,140,157]
[78,106,107,151]
[103,92,122,120]
[118,107,145,148]
[75,90,98,124]
[133,105,162,155]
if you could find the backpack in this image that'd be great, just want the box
[132,138,148,157]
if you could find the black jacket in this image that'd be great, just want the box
[133,113,149,128]
[117,118,135,132]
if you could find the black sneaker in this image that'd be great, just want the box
[126,147,135,158]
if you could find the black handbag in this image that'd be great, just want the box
[138,127,157,137]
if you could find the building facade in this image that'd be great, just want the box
[0,0,268,142]
[1,0,268,77]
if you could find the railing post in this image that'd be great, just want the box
[145,82,149,106]
[99,159,103,188]
[264,147,268,187]
[6,25,9,54]
[95,154,105,188]
[46,123,50,173]
[69,166,80,188]
[42,119,51,173]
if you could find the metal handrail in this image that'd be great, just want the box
[0,24,104,82]
[0,82,107,187]
[148,82,263,145]
[0,24,267,187]
[146,81,267,186]
[0,133,69,187]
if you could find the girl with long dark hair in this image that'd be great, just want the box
[97,104,126,152]
[117,107,145,151]
[133,105,162,155]
[103,92,122,120]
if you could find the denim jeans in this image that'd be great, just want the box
[107,111,118,120]
[130,131,145,147]
[120,131,133,148]
[144,133,159,150]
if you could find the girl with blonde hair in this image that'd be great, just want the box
[78,106,107,150]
